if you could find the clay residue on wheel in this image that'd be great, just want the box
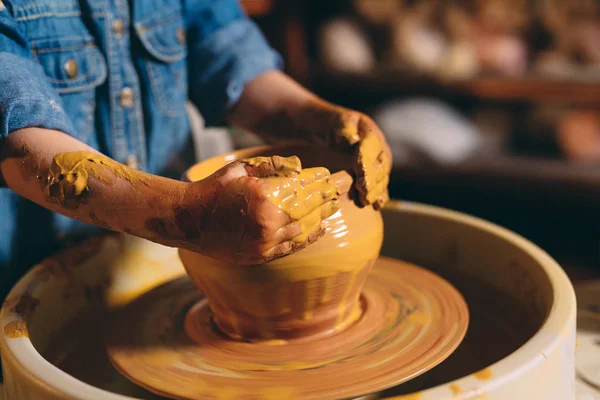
[4,320,29,338]
[386,393,422,399]
[474,367,493,380]
[450,383,463,394]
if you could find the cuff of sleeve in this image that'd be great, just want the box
[189,19,283,126]
[0,52,74,138]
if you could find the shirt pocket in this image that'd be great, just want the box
[135,11,188,118]
[32,35,107,145]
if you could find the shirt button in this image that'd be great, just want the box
[119,87,134,108]
[112,19,125,37]
[64,59,79,79]
[126,155,139,169]
[176,28,186,44]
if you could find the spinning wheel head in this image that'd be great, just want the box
[106,257,469,400]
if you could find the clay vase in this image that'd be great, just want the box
[178,143,383,342]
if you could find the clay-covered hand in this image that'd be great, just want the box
[178,156,341,264]
[333,109,392,209]
[298,100,392,210]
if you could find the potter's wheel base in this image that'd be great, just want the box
[106,257,469,400]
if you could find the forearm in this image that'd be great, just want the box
[228,71,341,144]
[229,71,391,209]
[0,128,190,247]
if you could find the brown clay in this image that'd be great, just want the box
[179,143,383,342]
[106,257,469,400]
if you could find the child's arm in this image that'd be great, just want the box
[0,3,337,263]
[1,127,187,243]
[1,128,339,263]
[228,71,392,209]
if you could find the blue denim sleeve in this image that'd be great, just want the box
[185,0,283,126]
[0,6,74,139]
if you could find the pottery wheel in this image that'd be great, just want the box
[106,257,469,400]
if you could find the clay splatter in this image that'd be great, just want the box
[386,392,422,400]
[474,368,493,380]
[450,383,462,395]
[4,320,29,338]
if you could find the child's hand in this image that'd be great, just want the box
[327,107,392,210]
[294,100,392,210]
[178,156,341,264]
[228,71,391,209]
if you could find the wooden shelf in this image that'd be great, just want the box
[389,156,600,277]
[389,155,600,215]
[312,68,600,105]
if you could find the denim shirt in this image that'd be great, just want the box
[0,0,282,300]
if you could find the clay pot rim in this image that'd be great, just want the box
[0,201,576,400]
[181,141,354,195]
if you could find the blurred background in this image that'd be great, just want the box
[201,0,600,281]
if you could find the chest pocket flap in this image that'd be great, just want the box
[134,10,188,117]
[32,36,107,93]
[135,11,187,62]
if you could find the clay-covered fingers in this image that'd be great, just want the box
[259,166,341,257]
[355,131,392,209]
[261,226,327,263]
[241,155,301,178]
[238,199,338,264]
[337,111,362,146]
[370,149,392,210]
[228,163,341,263]
[370,178,390,210]
[269,167,340,221]
[274,198,341,243]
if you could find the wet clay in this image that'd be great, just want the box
[450,384,463,395]
[355,131,391,206]
[241,156,341,243]
[386,394,422,400]
[179,144,383,341]
[312,101,392,210]
[42,151,149,208]
[3,320,29,338]
[242,155,302,176]
[474,368,493,381]
[105,257,469,400]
